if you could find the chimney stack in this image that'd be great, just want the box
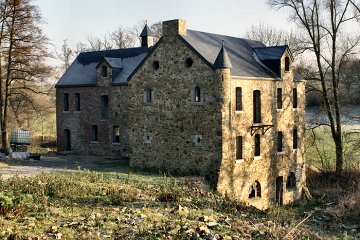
[162,19,187,38]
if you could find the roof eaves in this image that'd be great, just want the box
[128,38,163,81]
[177,34,214,70]
[55,84,97,88]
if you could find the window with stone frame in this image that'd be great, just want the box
[101,95,109,119]
[101,66,107,77]
[254,134,261,157]
[285,57,290,72]
[74,93,80,111]
[286,172,296,189]
[113,126,120,143]
[236,136,243,160]
[235,87,242,111]
[249,181,261,198]
[293,88,298,108]
[293,128,298,149]
[277,131,283,152]
[194,86,201,102]
[144,88,153,103]
[64,93,69,111]
[91,125,98,142]
[277,88,282,110]
[253,90,261,123]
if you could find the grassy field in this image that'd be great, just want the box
[305,127,360,171]
[0,164,359,240]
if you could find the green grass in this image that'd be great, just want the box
[305,127,360,171]
[0,162,8,169]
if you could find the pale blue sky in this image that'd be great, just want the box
[35,0,294,53]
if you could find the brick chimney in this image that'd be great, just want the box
[162,19,187,38]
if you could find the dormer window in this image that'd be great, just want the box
[285,57,290,72]
[102,66,107,77]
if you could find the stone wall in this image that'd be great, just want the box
[217,50,306,209]
[128,21,224,183]
[56,65,130,157]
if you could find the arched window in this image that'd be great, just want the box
[286,172,296,189]
[194,86,201,102]
[249,181,261,198]
[285,57,290,72]
[253,90,261,123]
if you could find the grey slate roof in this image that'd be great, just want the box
[213,45,232,69]
[180,30,280,78]
[140,24,155,37]
[253,46,288,60]
[56,47,150,87]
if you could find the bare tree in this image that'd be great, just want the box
[56,39,73,71]
[245,23,302,56]
[111,26,137,48]
[268,0,360,174]
[0,0,52,149]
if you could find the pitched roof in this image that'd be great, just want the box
[180,30,280,78]
[56,47,150,87]
[213,44,232,69]
[140,24,155,37]
[253,46,288,61]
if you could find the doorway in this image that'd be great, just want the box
[64,129,71,151]
[276,176,283,206]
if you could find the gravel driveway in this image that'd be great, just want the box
[0,155,129,179]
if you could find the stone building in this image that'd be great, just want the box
[56,19,306,209]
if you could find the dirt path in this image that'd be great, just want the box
[0,155,128,179]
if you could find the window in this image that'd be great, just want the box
[101,95,109,119]
[235,87,242,111]
[277,88,282,110]
[102,66,107,77]
[152,61,159,70]
[286,172,296,189]
[293,128,298,149]
[74,93,80,111]
[249,181,261,198]
[277,131,283,152]
[194,86,201,102]
[144,88,153,103]
[253,90,261,123]
[236,136,243,160]
[113,126,120,143]
[285,57,290,72]
[293,88,298,108]
[185,58,193,67]
[254,134,260,157]
[63,93,69,111]
[91,125,98,142]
